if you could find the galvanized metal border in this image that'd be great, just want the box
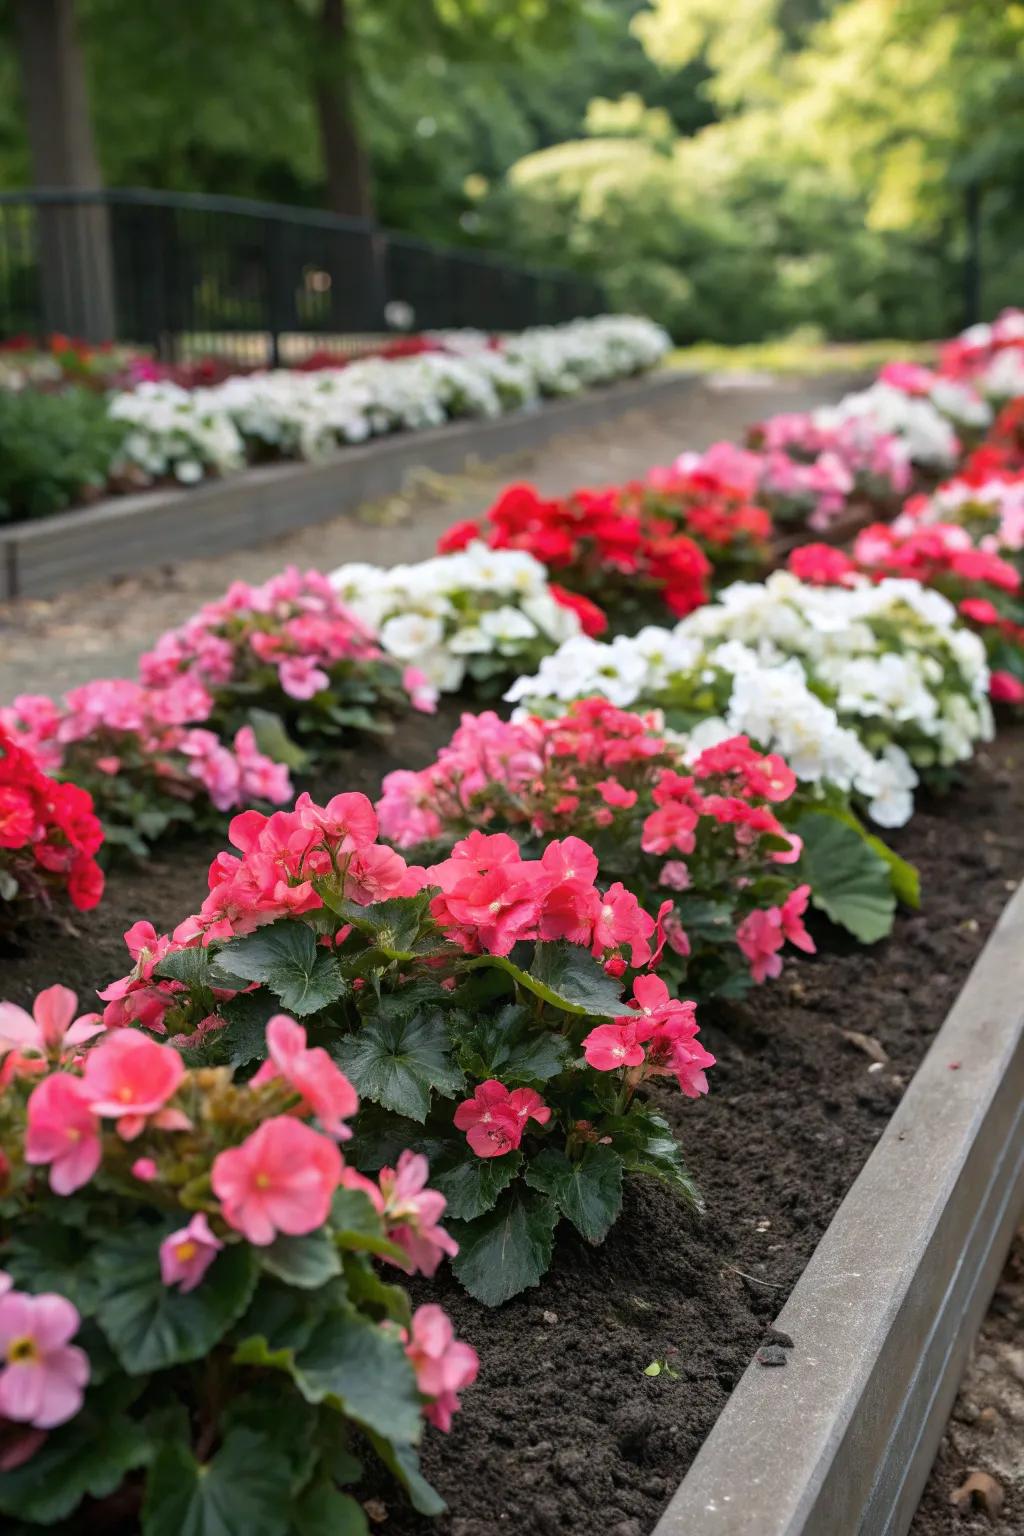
[0,371,697,600]
[653,882,1024,1536]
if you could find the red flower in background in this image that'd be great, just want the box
[0,727,105,924]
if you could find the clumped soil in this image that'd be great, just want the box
[389,725,1024,1536]
[3,716,1023,1536]
[0,698,468,1005]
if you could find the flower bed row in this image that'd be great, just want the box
[0,317,671,526]
[2,311,1024,1531]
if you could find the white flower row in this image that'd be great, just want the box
[813,382,963,469]
[106,315,670,486]
[505,571,993,827]
[329,541,582,693]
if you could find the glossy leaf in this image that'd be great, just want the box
[525,1144,622,1242]
[431,1147,523,1221]
[449,1188,558,1305]
[142,1427,293,1536]
[214,921,347,1016]
[96,1230,257,1374]
[333,1010,463,1121]
[293,1308,423,1444]
[795,811,896,943]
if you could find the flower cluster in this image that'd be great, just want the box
[811,381,961,470]
[507,570,993,828]
[1,678,292,859]
[0,728,104,927]
[107,316,669,487]
[0,985,475,1524]
[623,456,773,582]
[436,481,713,632]
[675,572,993,787]
[790,499,1024,707]
[937,309,1024,401]
[330,541,593,696]
[97,788,709,1306]
[140,563,431,745]
[377,700,814,993]
[745,411,913,527]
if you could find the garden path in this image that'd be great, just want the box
[0,372,852,698]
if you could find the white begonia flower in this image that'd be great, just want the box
[520,592,580,643]
[379,613,445,660]
[855,745,919,829]
[105,316,669,485]
[447,625,493,655]
[479,607,538,649]
[982,348,1024,402]
[413,648,467,692]
[506,566,989,827]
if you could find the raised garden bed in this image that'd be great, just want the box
[0,371,697,601]
[4,700,1022,1536]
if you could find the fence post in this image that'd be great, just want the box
[963,181,982,329]
[265,216,288,367]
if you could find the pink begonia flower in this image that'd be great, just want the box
[662,912,692,957]
[0,1291,89,1429]
[628,972,677,1021]
[643,1000,714,1098]
[642,801,699,857]
[211,1116,342,1245]
[591,882,655,966]
[659,861,691,892]
[581,1019,651,1071]
[0,986,104,1060]
[81,1031,188,1141]
[453,1080,551,1158]
[738,886,816,983]
[25,1073,102,1194]
[404,1304,479,1433]
[250,1014,358,1140]
[131,1157,158,1182]
[403,666,439,714]
[295,790,378,849]
[378,1151,458,1277]
[159,1213,223,1293]
[991,670,1024,704]
[345,844,411,905]
[278,656,330,700]
[779,885,816,954]
[736,909,785,983]
[596,778,638,809]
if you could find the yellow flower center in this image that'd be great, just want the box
[118,1086,134,1102]
[175,1241,198,1263]
[254,1173,271,1189]
[7,1336,38,1365]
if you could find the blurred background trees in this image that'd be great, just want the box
[0,0,1021,341]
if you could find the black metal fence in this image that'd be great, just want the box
[0,188,606,362]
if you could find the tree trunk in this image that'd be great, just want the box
[312,0,375,222]
[14,0,116,341]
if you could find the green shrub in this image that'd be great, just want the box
[0,387,125,524]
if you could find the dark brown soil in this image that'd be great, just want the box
[386,724,1024,1536]
[0,698,467,1007]
[3,715,1022,1536]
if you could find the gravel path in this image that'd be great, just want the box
[0,372,855,698]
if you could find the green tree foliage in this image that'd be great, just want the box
[480,0,1024,339]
